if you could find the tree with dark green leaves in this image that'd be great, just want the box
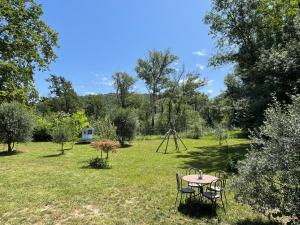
[0,102,33,152]
[81,94,107,120]
[0,0,58,104]
[135,49,178,133]
[113,108,136,147]
[46,75,80,114]
[112,72,136,108]
[205,0,300,130]
[233,95,300,223]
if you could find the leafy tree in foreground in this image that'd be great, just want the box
[205,0,300,131]
[0,0,58,103]
[233,95,300,223]
[113,108,136,147]
[0,102,33,152]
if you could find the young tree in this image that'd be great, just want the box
[46,75,80,114]
[69,111,89,148]
[49,113,72,154]
[233,95,300,223]
[0,0,58,103]
[0,102,33,152]
[112,72,136,108]
[113,108,136,147]
[135,49,178,133]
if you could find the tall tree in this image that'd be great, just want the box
[46,75,79,114]
[135,49,178,133]
[0,0,58,104]
[112,72,135,108]
[205,0,300,130]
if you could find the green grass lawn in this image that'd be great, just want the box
[0,131,273,225]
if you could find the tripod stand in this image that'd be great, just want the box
[156,128,188,154]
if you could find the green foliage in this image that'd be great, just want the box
[70,110,89,145]
[91,116,117,141]
[206,0,300,130]
[32,115,52,142]
[233,95,300,223]
[0,102,34,151]
[113,108,136,147]
[112,72,136,108]
[46,75,80,114]
[135,49,178,133]
[0,0,58,103]
[214,125,229,146]
[49,113,73,154]
[88,157,111,169]
[81,94,107,120]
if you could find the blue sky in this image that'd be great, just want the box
[35,0,233,97]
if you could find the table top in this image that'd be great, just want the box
[182,174,218,185]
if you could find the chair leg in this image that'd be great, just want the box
[179,192,183,205]
[220,195,226,213]
[224,190,227,203]
[175,191,179,208]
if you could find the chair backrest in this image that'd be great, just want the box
[215,171,227,187]
[186,168,198,175]
[176,173,181,190]
[209,178,224,190]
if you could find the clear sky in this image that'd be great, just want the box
[35,0,233,97]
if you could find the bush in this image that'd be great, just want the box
[32,128,52,142]
[91,140,119,159]
[233,95,300,223]
[88,157,111,169]
[90,116,116,141]
[32,115,52,142]
[0,102,33,152]
[113,108,136,147]
[186,124,203,139]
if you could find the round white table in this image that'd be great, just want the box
[182,174,218,185]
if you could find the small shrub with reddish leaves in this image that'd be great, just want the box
[91,139,119,159]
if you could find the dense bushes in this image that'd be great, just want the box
[0,102,34,152]
[233,96,300,224]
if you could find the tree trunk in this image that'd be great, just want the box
[61,142,64,155]
[7,142,13,152]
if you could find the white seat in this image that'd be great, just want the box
[207,186,223,192]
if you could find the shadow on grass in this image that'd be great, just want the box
[235,219,279,225]
[0,150,23,157]
[177,143,250,173]
[42,152,63,158]
[177,199,218,219]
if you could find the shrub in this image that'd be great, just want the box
[90,116,116,141]
[88,157,111,169]
[0,102,33,152]
[233,95,300,223]
[91,140,119,159]
[32,115,52,142]
[214,125,228,146]
[187,124,203,139]
[113,108,136,147]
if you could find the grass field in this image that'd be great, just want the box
[0,131,274,225]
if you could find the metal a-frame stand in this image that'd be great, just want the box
[156,129,188,154]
